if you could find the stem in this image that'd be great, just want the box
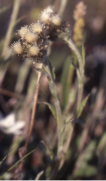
[58,0,68,16]
[43,57,64,156]
[18,63,42,171]
[2,0,21,60]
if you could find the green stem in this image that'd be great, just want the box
[43,57,64,156]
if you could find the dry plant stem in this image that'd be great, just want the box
[19,64,42,170]
[63,37,84,110]
[0,88,24,100]
[2,0,21,59]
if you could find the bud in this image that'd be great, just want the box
[30,23,42,34]
[12,41,23,55]
[18,26,28,38]
[24,31,38,43]
[51,15,61,26]
[29,45,39,56]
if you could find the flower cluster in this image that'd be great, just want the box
[12,7,69,63]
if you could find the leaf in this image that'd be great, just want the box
[0,148,37,180]
[48,60,55,80]
[73,163,97,178]
[71,53,79,68]
[96,133,106,154]
[38,102,56,120]
[79,141,96,162]
[41,141,54,161]
[61,56,74,110]
[35,170,44,180]
[0,146,16,166]
[35,66,48,75]
[77,94,90,118]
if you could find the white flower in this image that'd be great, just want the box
[0,113,25,135]
[12,41,23,55]
[40,6,53,24]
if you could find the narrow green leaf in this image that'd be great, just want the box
[77,94,90,118]
[35,170,44,180]
[71,53,79,68]
[35,67,47,74]
[97,133,106,154]
[35,66,52,79]
[61,56,74,110]
[0,148,37,180]
[48,60,55,80]
[38,102,56,120]
[41,141,54,160]
[0,146,16,166]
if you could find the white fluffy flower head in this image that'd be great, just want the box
[51,15,61,26]
[18,26,28,38]
[12,41,23,55]
[40,6,54,24]
[29,45,39,56]
[30,23,42,34]
[24,31,38,43]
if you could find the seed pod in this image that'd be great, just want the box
[12,41,23,55]
[29,45,39,56]
[51,15,61,26]
[18,26,28,38]
[30,23,42,34]
[24,31,38,43]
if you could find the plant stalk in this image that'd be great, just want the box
[43,57,64,157]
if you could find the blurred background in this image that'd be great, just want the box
[0,0,106,179]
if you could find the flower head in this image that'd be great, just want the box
[18,26,28,38]
[29,45,40,56]
[24,31,38,43]
[51,14,61,26]
[30,22,43,34]
[12,41,23,55]
[39,7,53,24]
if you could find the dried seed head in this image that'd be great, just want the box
[51,15,61,26]
[73,1,87,20]
[24,31,38,43]
[40,7,53,24]
[12,41,23,54]
[29,45,39,56]
[30,23,42,34]
[18,26,28,38]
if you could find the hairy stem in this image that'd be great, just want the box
[43,57,64,156]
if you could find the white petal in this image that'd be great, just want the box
[0,113,15,128]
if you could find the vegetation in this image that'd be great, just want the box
[0,0,106,180]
